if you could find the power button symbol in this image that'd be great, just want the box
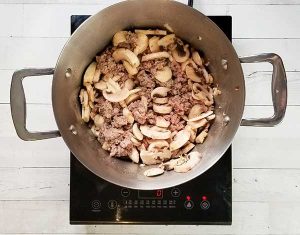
[108,200,117,209]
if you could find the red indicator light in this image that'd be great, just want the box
[156,190,162,197]
[186,195,191,201]
[202,196,207,201]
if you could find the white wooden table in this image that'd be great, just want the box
[0,0,299,234]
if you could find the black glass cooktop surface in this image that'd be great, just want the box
[70,14,232,225]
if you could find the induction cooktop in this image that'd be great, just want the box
[69,4,232,225]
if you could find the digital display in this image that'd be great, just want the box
[138,189,163,199]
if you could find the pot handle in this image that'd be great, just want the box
[10,68,61,140]
[239,53,287,127]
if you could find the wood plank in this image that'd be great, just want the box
[1,167,299,202]
[2,70,299,105]
[1,105,299,168]
[1,200,300,234]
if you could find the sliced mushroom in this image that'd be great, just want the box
[187,118,208,130]
[134,33,148,55]
[155,66,172,83]
[188,111,213,122]
[170,129,190,151]
[91,125,100,137]
[188,104,204,119]
[185,65,202,83]
[192,51,203,66]
[161,158,180,171]
[79,89,88,107]
[112,48,140,67]
[94,114,104,127]
[141,52,170,62]
[82,105,90,123]
[106,78,121,93]
[94,80,107,91]
[172,45,190,63]
[195,130,208,144]
[153,97,168,104]
[213,87,222,96]
[128,88,142,96]
[140,125,171,140]
[85,83,95,102]
[148,140,169,152]
[102,142,110,151]
[185,125,196,142]
[157,34,175,47]
[155,116,170,128]
[153,103,172,114]
[135,29,167,35]
[207,114,216,121]
[181,142,195,154]
[125,93,140,105]
[123,107,134,124]
[129,147,139,163]
[202,68,213,84]
[164,23,174,32]
[149,36,160,52]
[132,123,143,141]
[131,137,142,147]
[124,78,135,90]
[140,149,171,165]
[113,31,127,47]
[174,152,201,173]
[192,83,214,106]
[123,61,138,76]
[144,167,164,177]
[93,68,101,83]
[181,59,198,71]
[151,87,170,98]
[103,87,130,102]
[83,62,97,85]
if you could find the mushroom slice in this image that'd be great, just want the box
[195,130,208,144]
[153,103,172,114]
[188,104,205,120]
[188,111,214,122]
[155,116,170,128]
[170,129,190,151]
[140,149,172,165]
[207,114,216,121]
[149,36,160,52]
[128,88,142,96]
[155,66,172,83]
[157,34,175,47]
[140,125,171,140]
[131,137,141,147]
[93,68,101,83]
[129,147,139,163]
[113,31,127,47]
[83,61,97,85]
[181,59,198,71]
[172,45,190,63]
[164,23,174,32]
[85,83,95,102]
[213,87,222,96]
[151,87,170,98]
[91,125,100,137]
[133,123,143,141]
[185,125,196,142]
[125,93,140,105]
[192,51,203,66]
[82,104,90,123]
[102,142,110,151]
[144,167,164,177]
[134,33,148,55]
[181,142,195,154]
[162,158,180,171]
[186,65,202,83]
[94,80,107,91]
[141,52,170,62]
[112,48,140,67]
[103,87,130,102]
[202,68,214,84]
[124,78,135,90]
[94,114,104,127]
[106,78,121,93]
[123,107,134,124]
[148,140,169,152]
[135,29,167,36]
[174,152,201,173]
[79,89,88,107]
[123,61,138,76]
[188,119,208,130]
[153,97,168,104]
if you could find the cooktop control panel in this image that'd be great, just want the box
[70,147,231,224]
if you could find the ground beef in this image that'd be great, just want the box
[168,96,185,116]
[169,114,185,132]
[141,59,167,74]
[136,70,156,88]
[170,60,187,83]
[95,98,114,119]
[146,110,156,125]
[128,100,148,124]
[109,131,133,157]
[112,116,128,128]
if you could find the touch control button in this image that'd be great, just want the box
[91,200,101,209]
[171,188,181,197]
[108,200,117,209]
[200,200,210,210]
[121,188,131,197]
[184,200,194,209]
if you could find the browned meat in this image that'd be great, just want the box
[146,110,156,125]
[128,100,148,124]
[170,60,187,83]
[109,131,133,157]
[136,70,155,88]
[112,116,128,128]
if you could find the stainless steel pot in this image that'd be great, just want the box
[10,0,287,189]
